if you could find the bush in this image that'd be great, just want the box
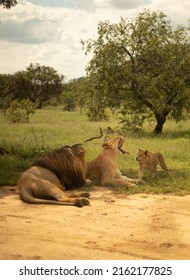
[87,105,109,121]
[7,99,35,123]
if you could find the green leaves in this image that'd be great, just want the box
[0,63,64,109]
[7,99,35,123]
[82,10,190,133]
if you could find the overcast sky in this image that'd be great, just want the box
[0,0,189,80]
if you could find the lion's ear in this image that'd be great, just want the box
[102,142,111,149]
[145,150,148,155]
[102,142,108,148]
[72,144,85,157]
[78,147,86,158]
[78,148,85,154]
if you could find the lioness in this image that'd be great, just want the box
[87,136,139,187]
[136,149,169,179]
[17,144,90,207]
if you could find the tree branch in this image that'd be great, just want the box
[84,127,103,143]
[120,45,135,65]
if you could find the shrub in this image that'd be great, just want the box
[7,99,35,123]
[87,105,109,121]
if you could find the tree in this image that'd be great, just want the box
[0,74,15,114]
[82,10,190,134]
[4,63,65,108]
[62,78,84,111]
[0,0,17,9]
[80,75,110,121]
[25,63,65,108]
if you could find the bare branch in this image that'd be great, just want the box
[84,127,103,143]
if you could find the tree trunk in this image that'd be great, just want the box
[154,114,166,134]
[35,99,44,109]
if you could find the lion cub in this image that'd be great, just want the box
[136,149,169,179]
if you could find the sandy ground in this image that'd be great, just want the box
[0,185,190,260]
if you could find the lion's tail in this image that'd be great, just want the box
[158,153,169,172]
[18,191,81,207]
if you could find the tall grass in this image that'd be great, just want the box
[0,108,190,195]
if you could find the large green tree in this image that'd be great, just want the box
[25,63,65,108]
[0,0,17,9]
[82,10,190,133]
[2,63,65,108]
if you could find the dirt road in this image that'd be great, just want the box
[0,186,190,260]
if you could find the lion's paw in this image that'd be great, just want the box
[137,179,145,184]
[81,192,90,198]
[81,198,90,206]
[74,198,90,207]
[74,200,83,207]
[129,183,136,187]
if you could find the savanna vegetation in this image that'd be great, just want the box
[82,10,190,134]
[0,10,190,195]
[1,11,190,133]
[0,108,190,195]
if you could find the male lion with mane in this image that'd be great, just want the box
[17,144,91,207]
[87,136,139,187]
[136,149,169,180]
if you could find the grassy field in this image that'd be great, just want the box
[0,108,190,195]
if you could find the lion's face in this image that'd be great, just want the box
[102,136,128,155]
[136,149,149,162]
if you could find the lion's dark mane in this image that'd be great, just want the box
[32,144,87,190]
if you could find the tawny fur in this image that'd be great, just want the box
[87,137,139,187]
[17,144,91,207]
[136,149,169,180]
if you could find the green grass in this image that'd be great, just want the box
[0,108,190,195]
